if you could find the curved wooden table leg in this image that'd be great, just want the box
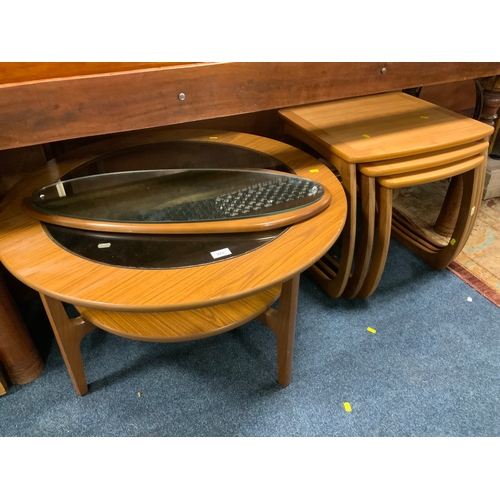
[0,272,44,385]
[357,184,393,299]
[281,127,355,298]
[426,159,486,269]
[40,294,94,396]
[392,173,474,268]
[391,155,487,269]
[258,274,300,387]
[343,173,376,299]
[309,159,357,298]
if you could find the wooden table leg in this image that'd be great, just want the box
[0,272,44,385]
[309,159,358,298]
[357,184,394,299]
[434,176,463,237]
[479,78,500,130]
[0,362,8,395]
[258,274,300,387]
[40,294,94,396]
[429,159,486,269]
[391,156,486,270]
[342,173,376,299]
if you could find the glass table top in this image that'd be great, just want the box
[30,168,325,225]
[26,139,330,269]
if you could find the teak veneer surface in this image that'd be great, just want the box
[0,129,346,312]
[378,154,485,189]
[279,92,494,163]
[358,140,489,177]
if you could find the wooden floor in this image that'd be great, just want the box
[450,195,500,306]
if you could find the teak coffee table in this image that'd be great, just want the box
[0,129,346,396]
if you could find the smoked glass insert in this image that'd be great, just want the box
[31,169,325,224]
[44,223,287,269]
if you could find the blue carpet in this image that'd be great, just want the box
[1,239,499,438]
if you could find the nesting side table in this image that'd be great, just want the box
[280,92,493,298]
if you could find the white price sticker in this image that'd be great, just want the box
[210,248,232,259]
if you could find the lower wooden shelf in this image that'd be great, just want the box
[76,285,282,342]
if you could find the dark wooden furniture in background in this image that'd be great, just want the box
[0,273,44,388]
[1,62,500,394]
[2,63,500,151]
[479,76,500,130]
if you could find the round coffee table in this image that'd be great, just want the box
[0,129,346,396]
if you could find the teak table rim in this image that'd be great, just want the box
[0,129,347,313]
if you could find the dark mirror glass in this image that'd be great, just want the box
[44,223,287,269]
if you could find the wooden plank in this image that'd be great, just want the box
[0,62,187,85]
[1,62,500,150]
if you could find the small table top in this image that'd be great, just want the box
[279,92,494,163]
[0,129,347,312]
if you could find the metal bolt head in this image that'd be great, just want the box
[178,92,186,101]
[381,67,387,74]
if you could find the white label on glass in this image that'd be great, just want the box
[210,248,232,259]
[98,243,111,249]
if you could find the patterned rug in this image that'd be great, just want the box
[393,182,500,308]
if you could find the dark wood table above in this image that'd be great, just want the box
[1,62,500,151]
